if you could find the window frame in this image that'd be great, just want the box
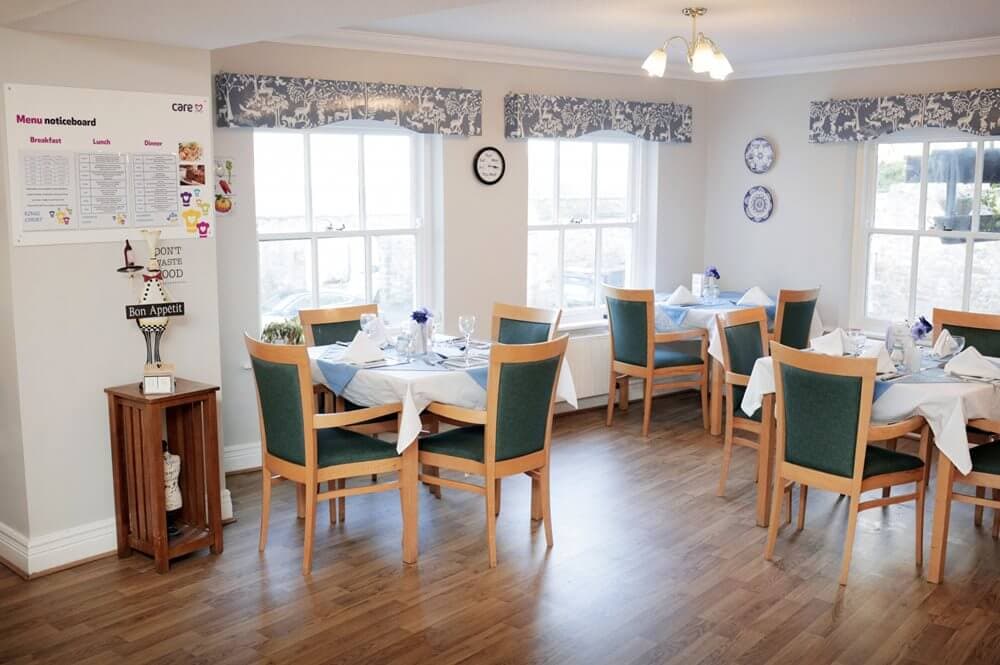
[850,128,998,332]
[253,123,433,328]
[526,133,647,324]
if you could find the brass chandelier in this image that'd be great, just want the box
[642,7,733,80]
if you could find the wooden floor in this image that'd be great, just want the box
[3,393,1000,664]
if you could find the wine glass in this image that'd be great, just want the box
[458,315,476,367]
[359,313,377,338]
[951,335,966,357]
[846,328,866,357]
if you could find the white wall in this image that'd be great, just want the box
[703,55,1000,327]
[0,28,221,573]
[210,42,709,459]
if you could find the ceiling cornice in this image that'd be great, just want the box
[281,30,1000,82]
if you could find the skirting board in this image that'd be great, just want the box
[0,518,115,578]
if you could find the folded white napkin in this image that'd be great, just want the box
[341,330,384,364]
[737,286,774,307]
[932,328,958,358]
[945,347,1000,380]
[665,285,699,306]
[860,343,895,374]
[810,328,848,356]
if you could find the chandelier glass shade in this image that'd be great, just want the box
[642,7,733,80]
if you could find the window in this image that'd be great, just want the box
[853,133,1000,329]
[254,127,431,327]
[526,136,645,321]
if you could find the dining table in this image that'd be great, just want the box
[654,290,824,436]
[308,340,579,452]
[740,341,1000,580]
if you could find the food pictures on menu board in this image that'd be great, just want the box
[4,83,214,245]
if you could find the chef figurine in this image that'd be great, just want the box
[137,229,171,368]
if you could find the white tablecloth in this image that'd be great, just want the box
[741,350,1000,474]
[308,346,578,452]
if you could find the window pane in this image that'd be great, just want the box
[528,140,555,225]
[254,132,306,233]
[866,233,912,321]
[371,235,416,324]
[527,231,559,309]
[317,237,365,308]
[915,236,966,316]
[310,134,360,232]
[873,143,921,230]
[970,239,1000,313]
[559,141,592,224]
[596,143,630,224]
[926,141,977,231]
[364,135,412,230]
[600,227,632,288]
[979,141,1000,234]
[259,239,311,326]
[563,228,596,308]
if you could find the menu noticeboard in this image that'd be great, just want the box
[4,83,214,246]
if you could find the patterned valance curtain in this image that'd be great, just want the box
[215,72,482,136]
[809,88,1000,143]
[504,92,692,143]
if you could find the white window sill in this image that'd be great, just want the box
[558,319,609,334]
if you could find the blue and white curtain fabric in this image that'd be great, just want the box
[809,88,1000,143]
[215,72,482,136]
[504,93,692,143]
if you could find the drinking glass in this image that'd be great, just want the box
[458,315,476,366]
[951,335,966,356]
[846,328,866,357]
[359,312,377,338]
[395,332,412,360]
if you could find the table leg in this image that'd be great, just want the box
[710,358,724,436]
[927,450,955,584]
[756,395,776,527]
[107,395,131,557]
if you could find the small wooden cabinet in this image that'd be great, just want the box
[105,379,223,573]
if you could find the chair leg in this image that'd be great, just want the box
[700,369,709,431]
[785,485,793,525]
[641,377,654,437]
[334,480,340,524]
[494,479,502,517]
[302,481,317,575]
[882,439,898,498]
[993,489,1000,540]
[764,473,785,561]
[796,485,808,531]
[485,478,498,568]
[606,370,617,427]
[259,470,272,552]
[620,376,629,411]
[530,474,542,521]
[975,486,985,526]
[915,476,927,567]
[296,483,305,519]
[423,465,442,499]
[839,494,861,586]
[717,409,734,497]
[540,466,554,548]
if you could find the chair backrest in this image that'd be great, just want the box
[771,342,875,480]
[484,336,569,463]
[932,308,1000,357]
[245,334,316,469]
[491,303,562,345]
[603,285,654,368]
[299,304,377,347]
[774,288,820,350]
[716,307,769,378]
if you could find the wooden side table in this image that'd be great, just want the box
[106,378,223,573]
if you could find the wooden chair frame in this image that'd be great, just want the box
[245,334,417,575]
[419,336,569,567]
[764,343,930,586]
[603,285,709,437]
[490,303,562,342]
[772,288,821,346]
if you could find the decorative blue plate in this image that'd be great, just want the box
[744,137,774,174]
[744,186,773,223]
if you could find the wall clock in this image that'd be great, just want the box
[744,137,774,174]
[473,146,505,185]
[743,186,774,223]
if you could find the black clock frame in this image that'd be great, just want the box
[473,146,505,185]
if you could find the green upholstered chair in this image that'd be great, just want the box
[491,302,561,345]
[418,336,569,567]
[764,343,930,586]
[603,285,708,437]
[715,307,791,526]
[245,334,417,575]
[773,288,820,350]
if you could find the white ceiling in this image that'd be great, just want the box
[4,0,1000,74]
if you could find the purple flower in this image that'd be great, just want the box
[411,307,431,325]
[704,265,720,280]
[910,315,932,341]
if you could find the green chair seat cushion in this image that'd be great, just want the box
[316,427,398,467]
[654,342,704,368]
[419,426,485,462]
[971,441,1000,475]
[862,445,924,478]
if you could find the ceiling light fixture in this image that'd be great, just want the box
[642,7,733,81]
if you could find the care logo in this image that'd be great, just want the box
[171,101,205,113]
